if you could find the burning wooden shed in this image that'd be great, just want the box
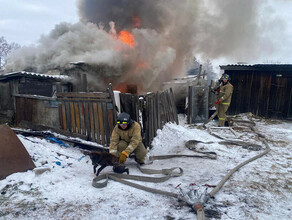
[220,64,292,119]
[64,62,123,92]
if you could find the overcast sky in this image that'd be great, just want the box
[1,0,292,66]
[0,0,78,46]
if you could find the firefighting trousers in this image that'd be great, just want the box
[217,104,230,127]
[117,140,147,164]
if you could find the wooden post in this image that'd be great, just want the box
[187,86,193,124]
[198,64,202,79]
[169,88,179,124]
[56,82,62,93]
[80,73,88,92]
[107,83,117,124]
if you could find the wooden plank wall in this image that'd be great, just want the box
[15,97,35,125]
[14,95,61,128]
[269,75,292,118]
[226,70,292,119]
[119,93,140,122]
[57,89,117,146]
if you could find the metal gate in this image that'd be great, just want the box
[187,86,209,124]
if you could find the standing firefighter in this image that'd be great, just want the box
[109,112,147,165]
[215,74,233,127]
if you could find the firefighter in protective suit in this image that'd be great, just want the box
[109,112,147,165]
[215,74,233,127]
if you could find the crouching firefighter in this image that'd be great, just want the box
[215,74,233,127]
[109,112,147,165]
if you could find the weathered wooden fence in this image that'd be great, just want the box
[119,93,140,122]
[57,86,117,146]
[120,89,178,148]
[144,89,178,148]
[15,86,178,148]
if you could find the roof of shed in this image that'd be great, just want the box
[220,64,292,72]
[0,71,71,81]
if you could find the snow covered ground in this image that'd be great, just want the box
[0,113,291,220]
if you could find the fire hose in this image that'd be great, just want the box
[92,149,217,193]
[92,119,270,220]
[179,120,271,220]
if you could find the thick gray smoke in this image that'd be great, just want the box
[6,0,278,91]
[6,22,127,73]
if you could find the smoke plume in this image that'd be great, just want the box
[6,0,280,91]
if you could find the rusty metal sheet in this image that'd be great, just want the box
[0,124,35,179]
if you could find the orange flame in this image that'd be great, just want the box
[114,82,139,94]
[118,30,135,47]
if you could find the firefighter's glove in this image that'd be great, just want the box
[119,151,129,164]
[215,99,220,105]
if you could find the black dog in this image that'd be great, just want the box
[89,151,129,176]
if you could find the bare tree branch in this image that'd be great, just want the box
[0,36,21,70]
